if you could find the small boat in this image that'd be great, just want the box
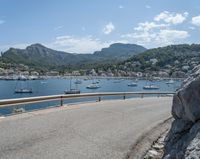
[41,81,47,84]
[64,77,80,94]
[86,84,100,89]
[74,79,82,84]
[14,78,33,93]
[127,82,138,87]
[15,89,33,93]
[64,89,80,94]
[143,85,159,90]
[166,79,174,84]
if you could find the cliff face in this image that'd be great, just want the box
[163,65,200,158]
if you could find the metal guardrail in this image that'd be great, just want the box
[0,92,175,108]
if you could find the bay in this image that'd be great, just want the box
[0,78,182,115]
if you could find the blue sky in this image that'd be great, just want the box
[0,0,200,53]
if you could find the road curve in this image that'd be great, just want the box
[0,97,172,159]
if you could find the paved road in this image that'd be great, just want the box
[0,97,172,159]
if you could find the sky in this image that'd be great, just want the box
[0,0,200,53]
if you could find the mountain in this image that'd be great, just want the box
[93,43,146,60]
[1,43,146,70]
[105,44,200,75]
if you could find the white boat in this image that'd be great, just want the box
[74,79,82,84]
[86,84,100,89]
[143,85,159,90]
[166,79,174,84]
[14,79,33,93]
[15,89,33,93]
[127,82,138,87]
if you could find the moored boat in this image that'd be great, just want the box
[127,82,138,87]
[64,77,81,94]
[143,85,159,90]
[86,83,100,89]
[74,79,82,84]
[15,89,33,93]
[64,89,80,94]
[166,79,174,84]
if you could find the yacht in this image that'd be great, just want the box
[86,83,100,89]
[74,79,82,84]
[127,82,138,87]
[143,85,159,90]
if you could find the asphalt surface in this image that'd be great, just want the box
[0,97,172,159]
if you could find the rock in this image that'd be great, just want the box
[163,64,200,158]
[144,150,160,159]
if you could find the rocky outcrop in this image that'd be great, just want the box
[163,65,200,158]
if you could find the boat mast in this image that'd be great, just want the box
[70,77,72,90]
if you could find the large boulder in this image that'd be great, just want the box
[163,65,200,158]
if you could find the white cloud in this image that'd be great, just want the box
[119,5,124,9]
[0,20,5,24]
[0,36,128,54]
[134,22,168,32]
[103,22,115,35]
[122,29,189,47]
[155,29,189,44]
[192,15,200,26]
[145,5,151,9]
[122,32,156,44]
[49,36,113,53]
[54,25,64,31]
[0,43,30,52]
[154,11,188,25]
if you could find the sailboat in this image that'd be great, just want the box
[74,79,82,84]
[127,80,138,87]
[14,80,33,93]
[64,77,80,94]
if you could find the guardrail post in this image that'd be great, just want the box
[98,97,101,102]
[123,95,126,100]
[60,96,63,106]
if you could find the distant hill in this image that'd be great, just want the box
[106,44,200,74]
[1,43,146,70]
[93,43,146,60]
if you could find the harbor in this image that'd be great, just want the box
[0,76,182,100]
[0,77,182,115]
